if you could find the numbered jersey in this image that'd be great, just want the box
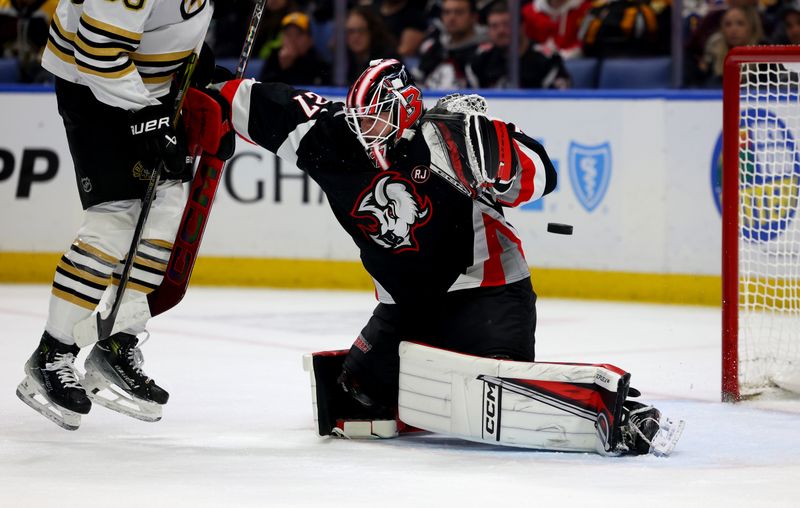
[219,79,557,304]
[42,0,213,111]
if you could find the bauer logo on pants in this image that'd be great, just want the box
[568,141,611,212]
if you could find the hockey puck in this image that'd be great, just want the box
[547,223,573,235]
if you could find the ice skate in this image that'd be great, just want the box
[618,401,685,457]
[82,332,169,422]
[16,332,91,431]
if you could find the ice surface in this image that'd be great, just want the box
[1,284,799,507]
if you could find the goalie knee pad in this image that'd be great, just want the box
[302,350,399,439]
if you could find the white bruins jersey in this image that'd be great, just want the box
[42,0,213,111]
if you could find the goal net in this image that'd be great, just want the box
[722,46,800,401]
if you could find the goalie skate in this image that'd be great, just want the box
[81,333,168,423]
[618,401,685,457]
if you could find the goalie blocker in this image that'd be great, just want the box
[303,342,684,456]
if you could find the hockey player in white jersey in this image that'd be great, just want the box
[16,0,216,430]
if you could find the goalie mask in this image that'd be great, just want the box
[345,59,423,170]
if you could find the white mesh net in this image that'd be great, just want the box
[738,62,800,395]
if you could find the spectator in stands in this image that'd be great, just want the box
[0,0,56,82]
[414,0,487,89]
[260,12,331,86]
[578,0,672,58]
[686,0,772,76]
[346,6,398,82]
[468,0,570,88]
[689,5,763,88]
[377,0,428,57]
[212,0,298,61]
[521,0,591,59]
[770,1,800,44]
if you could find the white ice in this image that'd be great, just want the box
[1,284,799,507]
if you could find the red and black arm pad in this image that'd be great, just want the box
[467,114,520,195]
[181,87,236,161]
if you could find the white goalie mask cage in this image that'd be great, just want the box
[344,59,423,169]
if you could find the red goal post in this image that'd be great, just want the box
[722,46,800,402]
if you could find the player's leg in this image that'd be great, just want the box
[430,277,537,362]
[398,342,685,456]
[82,181,186,421]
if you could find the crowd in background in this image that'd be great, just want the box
[2,0,800,88]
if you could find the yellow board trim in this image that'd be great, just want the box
[80,13,141,42]
[0,252,722,306]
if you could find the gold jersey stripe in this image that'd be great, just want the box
[51,287,97,310]
[80,12,142,42]
[77,61,136,79]
[57,260,112,286]
[110,278,155,295]
[145,239,174,250]
[73,239,120,264]
[73,35,129,58]
[52,12,75,41]
[142,73,175,84]
[46,39,76,64]
[134,255,167,271]
[132,49,193,63]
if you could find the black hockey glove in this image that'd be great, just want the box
[192,42,236,88]
[129,103,185,176]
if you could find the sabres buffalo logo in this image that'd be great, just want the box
[351,172,432,252]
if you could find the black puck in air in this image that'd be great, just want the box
[547,223,573,235]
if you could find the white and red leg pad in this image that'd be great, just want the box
[398,342,630,453]
[302,350,420,439]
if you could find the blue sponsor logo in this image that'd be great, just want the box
[715,108,800,242]
[568,142,611,212]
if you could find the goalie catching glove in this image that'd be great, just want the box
[422,95,521,197]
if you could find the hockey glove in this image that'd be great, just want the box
[191,42,236,88]
[182,87,235,161]
[467,115,519,195]
[129,103,186,176]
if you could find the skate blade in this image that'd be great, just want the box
[651,417,685,457]
[83,371,162,422]
[16,377,82,431]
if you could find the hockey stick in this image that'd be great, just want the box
[73,1,267,347]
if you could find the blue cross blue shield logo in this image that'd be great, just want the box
[568,142,612,212]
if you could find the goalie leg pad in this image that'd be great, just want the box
[398,341,631,453]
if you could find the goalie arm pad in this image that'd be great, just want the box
[493,130,557,208]
[398,341,630,453]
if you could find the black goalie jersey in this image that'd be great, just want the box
[218,79,557,305]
